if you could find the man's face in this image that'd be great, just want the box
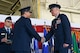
[24,11,31,18]
[5,20,12,27]
[50,7,60,16]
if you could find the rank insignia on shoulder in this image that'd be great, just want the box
[56,18,61,24]
[1,33,6,35]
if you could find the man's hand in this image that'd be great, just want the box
[1,38,12,44]
[63,43,69,48]
[41,37,45,43]
[1,38,7,43]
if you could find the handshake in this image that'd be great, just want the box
[41,37,46,43]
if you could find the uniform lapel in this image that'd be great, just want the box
[10,29,13,35]
[3,27,7,33]
[53,14,61,29]
[56,14,60,19]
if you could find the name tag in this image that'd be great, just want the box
[1,33,6,35]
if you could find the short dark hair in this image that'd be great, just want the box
[21,11,25,15]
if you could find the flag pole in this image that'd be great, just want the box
[42,21,49,53]
[44,21,47,30]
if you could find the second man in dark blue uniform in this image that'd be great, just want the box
[12,6,43,53]
[44,4,72,53]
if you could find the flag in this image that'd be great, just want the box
[42,27,49,53]
[72,33,79,53]
[34,39,39,53]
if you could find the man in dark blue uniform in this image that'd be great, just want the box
[44,4,72,53]
[12,6,42,53]
[0,17,13,53]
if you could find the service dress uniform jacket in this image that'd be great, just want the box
[12,16,41,52]
[0,27,13,53]
[45,14,72,53]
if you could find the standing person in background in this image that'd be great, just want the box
[42,4,72,53]
[0,17,13,53]
[12,6,43,53]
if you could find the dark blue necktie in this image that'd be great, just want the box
[7,28,9,34]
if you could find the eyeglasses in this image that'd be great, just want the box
[6,21,12,23]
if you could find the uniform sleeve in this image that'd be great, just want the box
[61,14,72,44]
[25,19,41,41]
[45,21,54,42]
